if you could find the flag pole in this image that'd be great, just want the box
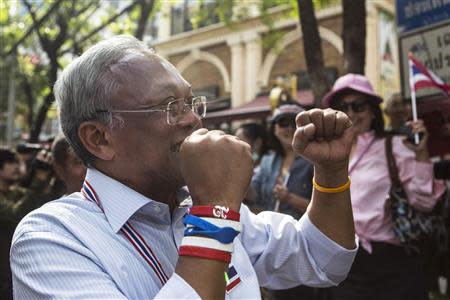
[408,53,420,144]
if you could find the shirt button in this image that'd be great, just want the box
[154,206,161,213]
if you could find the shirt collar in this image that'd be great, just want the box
[357,130,375,144]
[84,168,171,233]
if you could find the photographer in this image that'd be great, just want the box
[16,142,50,188]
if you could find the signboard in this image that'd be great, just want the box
[399,21,450,99]
[396,0,450,33]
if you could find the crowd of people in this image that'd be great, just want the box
[0,135,87,299]
[0,35,449,300]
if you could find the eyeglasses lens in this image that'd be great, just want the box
[168,97,206,125]
[337,100,367,113]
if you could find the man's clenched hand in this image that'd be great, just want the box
[179,129,253,211]
[292,108,354,171]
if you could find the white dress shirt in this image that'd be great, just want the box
[11,168,357,299]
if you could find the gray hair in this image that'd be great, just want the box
[54,35,152,167]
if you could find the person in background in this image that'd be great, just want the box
[384,92,412,133]
[235,123,269,169]
[323,73,446,300]
[0,148,53,300]
[15,143,42,186]
[250,104,314,219]
[249,104,316,300]
[51,134,86,195]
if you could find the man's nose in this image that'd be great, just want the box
[177,108,202,128]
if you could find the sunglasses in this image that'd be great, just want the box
[276,116,296,128]
[334,99,368,113]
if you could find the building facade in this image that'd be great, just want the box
[152,1,399,121]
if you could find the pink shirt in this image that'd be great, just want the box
[349,131,446,253]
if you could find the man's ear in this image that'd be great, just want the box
[78,121,115,161]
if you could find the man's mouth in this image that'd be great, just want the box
[170,125,203,153]
[170,140,184,153]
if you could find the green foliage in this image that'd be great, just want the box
[0,0,156,142]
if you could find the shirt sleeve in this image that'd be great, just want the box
[156,273,200,299]
[238,205,358,290]
[11,231,128,300]
[393,137,446,212]
[11,230,200,300]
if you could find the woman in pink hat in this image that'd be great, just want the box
[323,74,446,300]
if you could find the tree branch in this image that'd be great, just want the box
[2,0,64,57]
[20,0,57,55]
[135,0,155,40]
[59,1,139,56]
[297,0,330,107]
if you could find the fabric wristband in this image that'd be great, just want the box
[184,215,239,244]
[184,227,238,244]
[179,245,231,263]
[189,206,240,221]
[186,217,242,232]
[181,236,234,252]
[312,176,351,193]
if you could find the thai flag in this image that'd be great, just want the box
[225,264,241,293]
[408,53,450,96]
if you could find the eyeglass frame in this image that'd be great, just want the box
[95,96,207,125]
[333,99,369,114]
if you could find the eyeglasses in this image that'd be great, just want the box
[96,96,207,125]
[334,99,368,113]
[276,116,296,128]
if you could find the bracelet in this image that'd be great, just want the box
[184,227,239,244]
[184,215,240,243]
[190,206,240,221]
[181,236,234,252]
[186,217,242,232]
[312,176,351,193]
[179,245,231,263]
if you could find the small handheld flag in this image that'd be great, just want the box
[408,53,450,144]
[408,53,450,96]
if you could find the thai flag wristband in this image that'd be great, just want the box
[179,246,232,263]
[183,215,240,244]
[189,205,240,221]
[188,217,242,232]
[179,206,241,263]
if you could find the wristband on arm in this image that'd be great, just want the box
[312,176,351,193]
[179,206,241,264]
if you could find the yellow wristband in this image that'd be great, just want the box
[312,177,351,193]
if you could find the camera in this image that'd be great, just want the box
[15,143,52,187]
[16,143,43,154]
[391,125,423,144]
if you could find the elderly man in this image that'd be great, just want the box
[10,36,357,299]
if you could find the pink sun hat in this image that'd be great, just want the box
[322,73,383,107]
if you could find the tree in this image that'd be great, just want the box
[342,0,366,74]
[297,0,330,107]
[1,0,157,142]
[135,0,155,40]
